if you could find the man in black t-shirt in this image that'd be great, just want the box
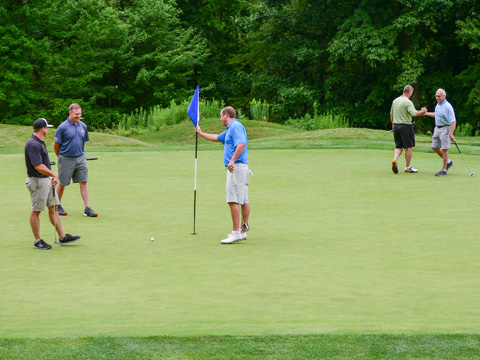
[25,118,80,249]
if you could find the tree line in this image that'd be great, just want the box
[2,0,480,133]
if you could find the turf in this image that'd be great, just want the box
[1,123,480,357]
[2,148,480,337]
[2,334,480,359]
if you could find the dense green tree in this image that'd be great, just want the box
[455,1,480,129]
[231,0,342,121]
[327,0,471,129]
[175,0,247,104]
[0,0,208,127]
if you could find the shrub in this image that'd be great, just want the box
[457,122,473,136]
[284,102,349,131]
[250,99,270,122]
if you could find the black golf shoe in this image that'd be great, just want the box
[446,160,454,171]
[435,169,447,176]
[34,239,52,250]
[57,204,67,216]
[58,234,81,244]
[84,206,98,217]
[392,160,398,174]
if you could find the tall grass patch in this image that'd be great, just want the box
[116,99,224,135]
[285,102,349,131]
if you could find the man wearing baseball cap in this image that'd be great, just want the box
[25,118,80,249]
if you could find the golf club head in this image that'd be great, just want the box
[470,172,474,177]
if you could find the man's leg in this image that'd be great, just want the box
[441,149,449,170]
[48,205,66,239]
[241,203,250,225]
[79,182,90,207]
[228,202,241,231]
[405,147,413,168]
[57,184,65,203]
[30,211,42,241]
[432,147,448,170]
[394,148,403,162]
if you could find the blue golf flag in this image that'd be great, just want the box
[187,86,200,127]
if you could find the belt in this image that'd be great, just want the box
[436,125,449,128]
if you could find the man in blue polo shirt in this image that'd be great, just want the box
[196,106,252,244]
[424,89,457,176]
[54,103,98,217]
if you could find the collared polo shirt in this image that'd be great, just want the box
[390,95,417,124]
[434,99,456,126]
[54,117,89,157]
[25,134,51,177]
[217,119,248,166]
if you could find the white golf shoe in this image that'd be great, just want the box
[221,232,243,244]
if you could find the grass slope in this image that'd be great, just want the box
[3,120,480,153]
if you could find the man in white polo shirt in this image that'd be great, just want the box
[424,89,457,176]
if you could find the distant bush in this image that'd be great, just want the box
[115,99,224,135]
[284,102,349,131]
[457,122,474,136]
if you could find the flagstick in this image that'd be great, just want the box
[192,131,198,235]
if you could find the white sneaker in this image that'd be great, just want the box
[221,232,243,244]
[404,166,418,173]
[241,232,247,240]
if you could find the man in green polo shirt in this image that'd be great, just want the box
[390,85,427,174]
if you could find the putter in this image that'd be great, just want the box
[454,142,474,176]
[51,158,96,166]
[52,185,57,244]
[383,122,415,136]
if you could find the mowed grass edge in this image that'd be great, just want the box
[2,334,480,359]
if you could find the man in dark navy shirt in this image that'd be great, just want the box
[54,103,98,217]
[25,118,80,249]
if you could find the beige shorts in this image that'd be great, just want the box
[26,177,59,212]
[226,163,252,204]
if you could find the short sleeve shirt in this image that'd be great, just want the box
[390,95,418,124]
[54,117,89,156]
[217,119,248,166]
[434,100,456,126]
[25,135,51,178]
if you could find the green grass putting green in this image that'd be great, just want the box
[2,147,480,338]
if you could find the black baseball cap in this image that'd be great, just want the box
[33,118,53,130]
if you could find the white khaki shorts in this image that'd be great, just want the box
[432,125,451,150]
[26,177,60,212]
[226,163,252,205]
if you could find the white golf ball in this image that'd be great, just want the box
[150,237,155,241]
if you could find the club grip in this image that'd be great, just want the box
[231,171,237,186]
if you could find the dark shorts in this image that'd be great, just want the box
[393,124,415,149]
[58,154,88,186]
